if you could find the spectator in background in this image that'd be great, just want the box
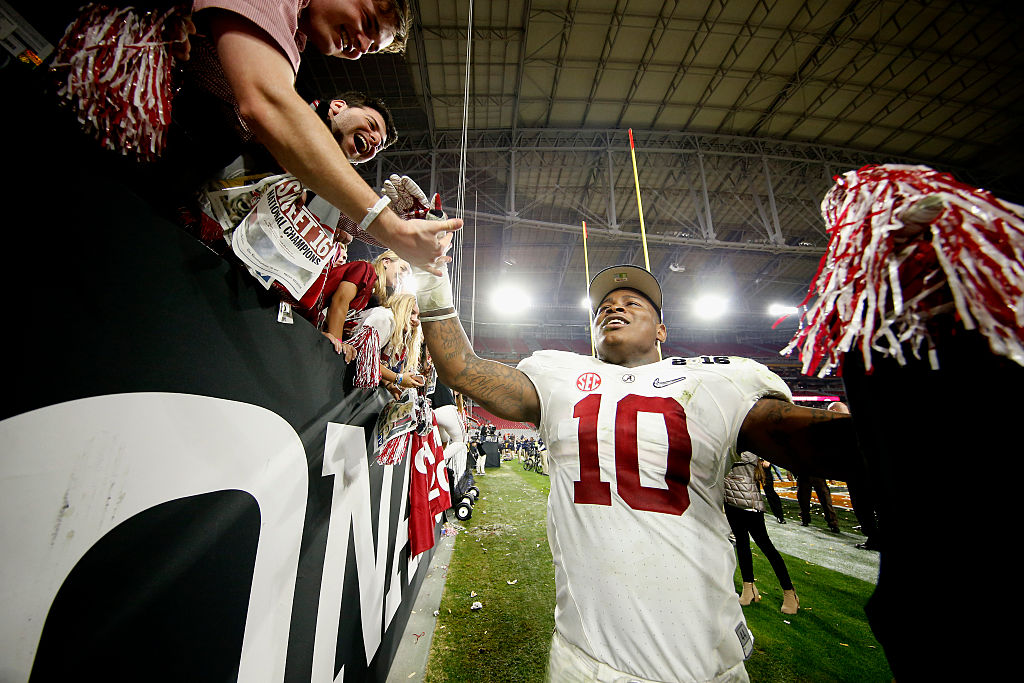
[470,436,486,475]
[325,248,409,365]
[725,452,800,614]
[797,474,840,532]
[303,247,410,361]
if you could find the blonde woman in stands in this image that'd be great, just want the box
[348,292,424,393]
[317,248,410,362]
[370,249,412,306]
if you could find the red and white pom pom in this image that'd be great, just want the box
[51,4,187,162]
[377,432,411,466]
[783,164,1024,376]
[347,324,382,388]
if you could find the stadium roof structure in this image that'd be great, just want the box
[296,0,1024,347]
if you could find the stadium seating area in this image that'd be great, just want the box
[470,407,534,431]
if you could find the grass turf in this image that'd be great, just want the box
[424,462,554,682]
[425,463,892,682]
[738,544,891,682]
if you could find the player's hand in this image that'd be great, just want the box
[894,195,944,245]
[382,216,462,275]
[401,373,426,389]
[382,174,431,218]
[323,332,356,362]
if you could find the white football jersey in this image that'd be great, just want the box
[516,350,792,682]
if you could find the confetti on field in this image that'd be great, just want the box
[507,579,518,585]
[470,591,477,597]
[471,601,483,611]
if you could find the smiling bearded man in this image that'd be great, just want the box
[412,263,859,682]
[315,92,396,164]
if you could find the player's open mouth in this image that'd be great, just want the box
[603,315,628,329]
[354,133,369,155]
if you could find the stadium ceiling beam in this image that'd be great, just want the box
[613,0,676,128]
[462,209,823,256]
[543,0,580,129]
[409,0,435,141]
[422,7,1015,81]
[748,0,881,137]
[581,0,627,125]
[385,128,929,169]
[420,25,524,40]
[424,94,991,149]
[510,0,532,134]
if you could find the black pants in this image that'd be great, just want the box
[725,506,793,590]
[797,476,838,527]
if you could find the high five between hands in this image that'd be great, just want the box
[382,174,456,271]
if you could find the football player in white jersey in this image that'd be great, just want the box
[412,263,856,682]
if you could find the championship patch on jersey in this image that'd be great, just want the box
[576,372,602,391]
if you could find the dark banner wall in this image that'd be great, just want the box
[1,76,434,681]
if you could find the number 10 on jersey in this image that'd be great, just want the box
[572,394,693,515]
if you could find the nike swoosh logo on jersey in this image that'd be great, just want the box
[652,376,686,388]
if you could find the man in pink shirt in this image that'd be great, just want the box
[184,0,457,270]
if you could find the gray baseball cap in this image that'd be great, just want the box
[589,265,663,318]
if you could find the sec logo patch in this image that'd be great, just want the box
[576,372,602,391]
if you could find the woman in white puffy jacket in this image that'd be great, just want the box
[724,451,800,614]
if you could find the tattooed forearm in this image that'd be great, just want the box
[423,317,541,424]
[739,398,857,479]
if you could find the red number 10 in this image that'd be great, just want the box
[572,394,692,515]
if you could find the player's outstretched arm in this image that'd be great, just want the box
[422,316,541,425]
[738,398,858,480]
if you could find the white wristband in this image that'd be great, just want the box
[359,195,392,231]
[410,264,456,320]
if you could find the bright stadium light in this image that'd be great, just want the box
[581,295,591,309]
[492,285,532,315]
[694,294,728,320]
[768,303,799,316]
